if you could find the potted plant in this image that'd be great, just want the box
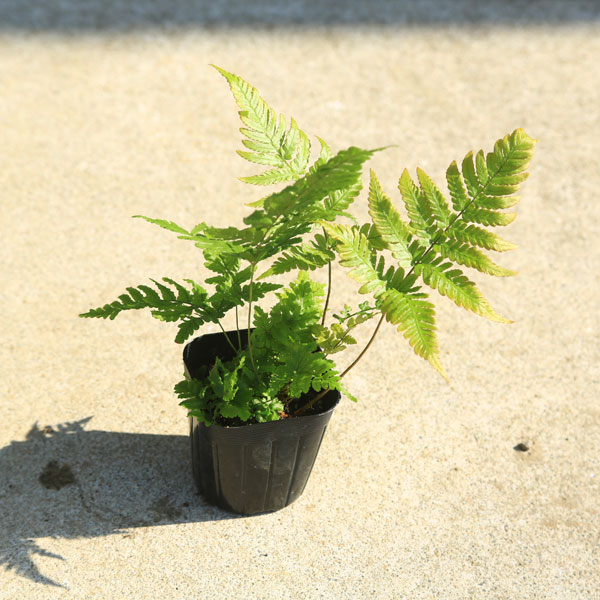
[80,66,537,514]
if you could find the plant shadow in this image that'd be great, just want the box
[0,417,241,588]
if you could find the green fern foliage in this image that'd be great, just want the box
[321,223,388,297]
[259,233,335,279]
[80,64,537,424]
[213,65,311,185]
[312,303,376,356]
[80,278,210,343]
[79,275,281,344]
[326,128,536,374]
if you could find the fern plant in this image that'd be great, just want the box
[80,66,536,426]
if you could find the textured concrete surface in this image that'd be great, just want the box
[1,2,599,598]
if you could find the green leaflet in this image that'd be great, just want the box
[463,207,517,227]
[398,169,435,242]
[367,170,414,269]
[436,240,516,277]
[357,223,388,252]
[416,167,451,228]
[446,222,517,252]
[132,215,189,235]
[380,289,446,379]
[415,259,511,323]
[446,160,470,212]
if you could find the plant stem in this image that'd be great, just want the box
[339,313,385,377]
[321,230,332,326]
[235,305,242,349]
[294,312,385,416]
[246,264,259,378]
[217,321,238,353]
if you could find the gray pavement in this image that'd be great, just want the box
[1,2,599,598]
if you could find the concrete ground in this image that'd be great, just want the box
[1,2,599,598]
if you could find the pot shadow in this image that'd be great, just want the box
[0,417,241,588]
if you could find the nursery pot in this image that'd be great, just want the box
[183,330,340,515]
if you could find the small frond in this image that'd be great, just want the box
[449,128,536,218]
[79,278,211,341]
[322,178,363,221]
[213,65,311,185]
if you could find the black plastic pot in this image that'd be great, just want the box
[183,330,340,515]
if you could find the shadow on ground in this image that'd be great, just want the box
[0,418,239,587]
[0,0,598,32]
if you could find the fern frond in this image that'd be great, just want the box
[213,65,311,185]
[414,259,510,323]
[436,240,516,277]
[312,307,376,356]
[368,170,414,268]
[175,318,206,344]
[79,278,211,342]
[321,223,387,297]
[322,178,363,221]
[380,289,446,379]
